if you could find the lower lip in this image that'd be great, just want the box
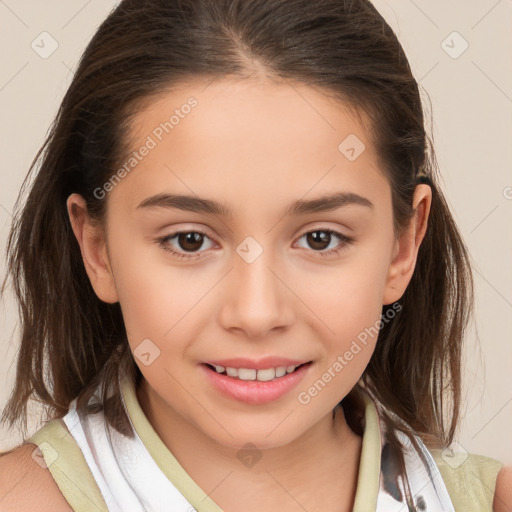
[200,362,312,405]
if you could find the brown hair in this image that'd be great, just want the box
[1,0,472,458]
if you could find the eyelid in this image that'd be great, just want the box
[294,220,355,238]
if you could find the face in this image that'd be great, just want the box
[68,77,430,451]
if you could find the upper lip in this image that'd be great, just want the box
[203,357,311,370]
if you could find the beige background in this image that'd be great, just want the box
[1,0,511,465]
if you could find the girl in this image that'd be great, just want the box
[1,0,510,511]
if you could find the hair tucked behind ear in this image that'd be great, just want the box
[1,0,472,453]
[360,143,473,450]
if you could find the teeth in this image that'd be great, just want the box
[238,368,256,380]
[211,364,301,381]
[226,367,238,377]
[276,366,287,377]
[256,368,276,381]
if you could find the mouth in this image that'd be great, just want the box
[202,361,312,382]
[200,360,313,404]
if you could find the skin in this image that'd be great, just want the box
[67,76,432,512]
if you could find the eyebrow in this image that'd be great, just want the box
[136,191,374,217]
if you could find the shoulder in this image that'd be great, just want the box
[493,465,512,512]
[430,448,505,511]
[0,443,71,511]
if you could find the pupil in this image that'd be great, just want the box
[308,231,330,250]
[179,232,203,251]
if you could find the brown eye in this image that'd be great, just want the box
[296,228,354,257]
[157,230,215,260]
[306,231,332,250]
[176,232,205,252]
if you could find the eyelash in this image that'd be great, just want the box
[156,228,354,261]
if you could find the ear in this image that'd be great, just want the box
[382,184,432,305]
[66,193,119,303]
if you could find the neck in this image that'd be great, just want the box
[136,378,363,512]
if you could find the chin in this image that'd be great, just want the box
[202,419,308,452]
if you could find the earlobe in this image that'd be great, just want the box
[66,193,119,304]
[382,184,432,305]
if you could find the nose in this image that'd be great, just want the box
[217,250,295,339]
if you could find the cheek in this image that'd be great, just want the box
[108,230,205,345]
[302,247,391,329]
[296,238,393,371]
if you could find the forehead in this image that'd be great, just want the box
[127,76,372,157]
[108,77,388,216]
